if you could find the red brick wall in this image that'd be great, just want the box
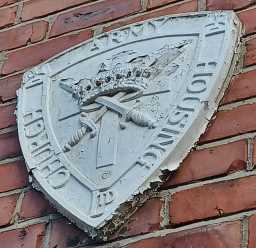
[0,0,256,247]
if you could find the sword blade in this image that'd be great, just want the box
[95,96,128,116]
[63,92,125,151]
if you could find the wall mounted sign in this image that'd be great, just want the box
[17,11,241,238]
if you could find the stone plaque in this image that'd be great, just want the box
[17,11,241,238]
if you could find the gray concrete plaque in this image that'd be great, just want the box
[17,11,242,238]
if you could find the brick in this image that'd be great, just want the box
[222,70,256,104]
[0,103,16,129]
[206,0,255,10]
[0,223,46,248]
[147,0,178,9]
[0,131,21,160]
[20,190,55,219]
[0,21,48,52]
[200,103,256,143]
[126,221,241,248]
[0,160,28,193]
[0,5,17,28]
[170,176,256,225]
[249,215,256,248]
[116,198,162,237]
[0,0,17,7]
[21,0,90,21]
[49,219,89,248]
[244,38,256,67]
[164,140,247,187]
[238,7,256,35]
[104,0,197,32]
[0,74,22,102]
[0,194,18,226]
[253,138,256,165]
[1,29,92,75]
[50,0,142,37]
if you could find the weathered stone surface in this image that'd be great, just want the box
[17,12,241,237]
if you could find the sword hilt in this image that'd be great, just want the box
[63,126,87,152]
[126,109,156,129]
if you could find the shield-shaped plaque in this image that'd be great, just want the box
[17,11,241,238]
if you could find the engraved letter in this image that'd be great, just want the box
[90,190,115,218]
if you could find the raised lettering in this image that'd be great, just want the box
[187,79,207,94]
[47,167,70,189]
[90,190,115,218]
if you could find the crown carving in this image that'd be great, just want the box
[60,51,155,105]
[77,63,149,105]
[60,41,191,105]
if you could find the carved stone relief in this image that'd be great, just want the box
[17,11,242,238]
